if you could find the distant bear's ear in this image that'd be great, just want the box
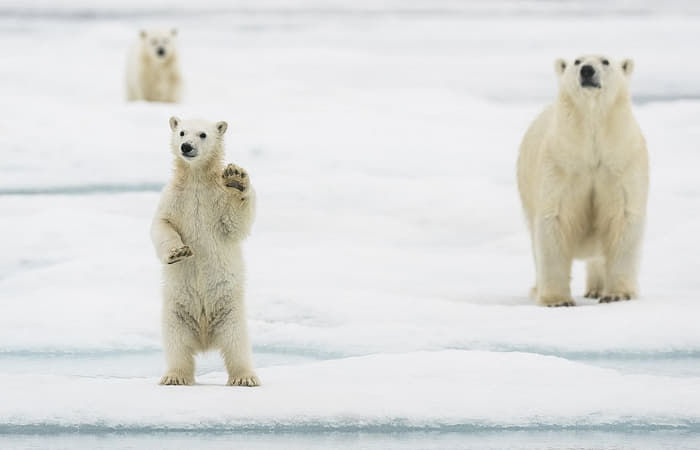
[140,30,147,39]
[554,58,567,76]
[621,59,634,77]
[216,121,228,135]
[169,117,180,131]
[170,28,177,37]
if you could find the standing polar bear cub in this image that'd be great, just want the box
[517,55,649,307]
[126,29,182,103]
[151,117,258,386]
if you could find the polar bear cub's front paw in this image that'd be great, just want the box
[166,245,193,264]
[222,164,250,192]
[227,372,260,387]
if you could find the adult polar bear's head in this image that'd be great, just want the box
[139,29,178,63]
[554,54,634,106]
[169,117,228,166]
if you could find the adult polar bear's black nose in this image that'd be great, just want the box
[157,47,166,57]
[181,143,194,154]
[580,65,595,78]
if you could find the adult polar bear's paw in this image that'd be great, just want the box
[531,286,575,307]
[584,290,602,299]
[222,164,250,192]
[166,245,192,264]
[160,372,194,386]
[599,293,633,304]
[227,373,260,387]
[537,294,575,308]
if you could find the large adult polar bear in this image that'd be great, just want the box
[517,55,649,307]
[126,29,182,103]
[151,117,258,386]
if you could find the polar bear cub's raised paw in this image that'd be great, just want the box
[222,164,250,192]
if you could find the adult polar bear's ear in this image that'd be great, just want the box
[140,30,147,39]
[621,59,635,77]
[554,58,567,76]
[169,116,180,131]
[216,121,228,135]
[170,28,178,37]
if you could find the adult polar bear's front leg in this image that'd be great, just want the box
[534,215,575,307]
[532,174,576,307]
[599,172,648,303]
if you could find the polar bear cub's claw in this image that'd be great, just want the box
[227,373,260,387]
[166,245,193,264]
[222,164,249,192]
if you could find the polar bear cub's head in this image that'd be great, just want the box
[139,29,178,63]
[554,54,634,104]
[169,117,228,166]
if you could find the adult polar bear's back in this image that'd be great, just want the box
[517,55,648,307]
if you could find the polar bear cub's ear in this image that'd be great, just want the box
[140,30,147,39]
[621,59,634,77]
[169,116,180,131]
[170,28,178,37]
[554,58,567,76]
[216,121,228,135]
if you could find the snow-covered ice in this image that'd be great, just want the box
[1,1,699,448]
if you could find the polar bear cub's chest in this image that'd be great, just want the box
[171,184,226,248]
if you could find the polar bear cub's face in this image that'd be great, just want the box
[554,54,634,103]
[140,29,178,63]
[169,117,228,165]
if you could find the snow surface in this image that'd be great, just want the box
[1,0,700,444]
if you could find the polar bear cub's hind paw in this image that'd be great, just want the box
[222,164,249,192]
[160,373,194,386]
[227,373,260,387]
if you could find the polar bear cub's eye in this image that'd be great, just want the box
[180,131,185,137]
[199,133,207,139]
[602,59,610,66]
[574,59,581,65]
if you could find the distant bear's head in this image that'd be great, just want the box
[169,117,228,166]
[554,55,634,105]
[140,29,178,63]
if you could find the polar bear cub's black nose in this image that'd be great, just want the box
[181,143,193,154]
[580,65,595,78]
[157,47,166,57]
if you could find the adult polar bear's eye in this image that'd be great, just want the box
[602,59,610,66]
[574,59,581,65]
[180,131,185,137]
[199,133,207,139]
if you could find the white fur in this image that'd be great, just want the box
[517,55,649,307]
[126,29,182,103]
[151,117,258,386]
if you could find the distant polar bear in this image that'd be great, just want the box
[517,55,649,307]
[126,29,182,103]
[151,117,258,386]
